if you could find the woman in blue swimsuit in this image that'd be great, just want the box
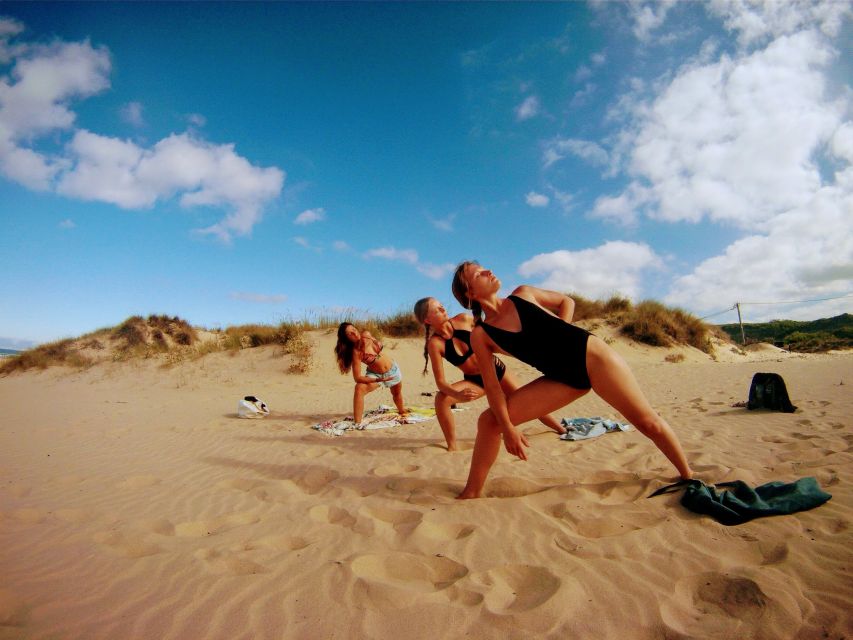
[451,261,693,499]
[413,297,566,451]
[335,322,407,425]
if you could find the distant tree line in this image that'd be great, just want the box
[718,313,852,352]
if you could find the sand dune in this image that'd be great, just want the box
[0,330,850,639]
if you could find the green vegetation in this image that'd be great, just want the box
[718,313,852,352]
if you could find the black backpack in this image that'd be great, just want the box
[747,372,797,413]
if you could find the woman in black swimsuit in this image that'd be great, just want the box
[413,297,566,451]
[451,261,693,499]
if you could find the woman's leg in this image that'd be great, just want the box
[389,381,407,415]
[499,370,567,435]
[353,381,379,423]
[586,337,693,479]
[458,378,587,499]
[435,381,484,451]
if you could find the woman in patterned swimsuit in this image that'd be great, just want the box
[413,297,565,451]
[451,261,693,499]
[335,322,407,425]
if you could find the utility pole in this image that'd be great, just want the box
[735,302,746,345]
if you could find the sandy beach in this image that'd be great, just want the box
[1,330,851,639]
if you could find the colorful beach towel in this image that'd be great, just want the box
[559,417,632,441]
[312,405,440,437]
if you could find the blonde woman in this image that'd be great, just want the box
[450,261,693,499]
[413,296,565,451]
[334,322,407,424]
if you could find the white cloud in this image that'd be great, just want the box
[574,65,592,83]
[0,39,110,138]
[525,191,549,207]
[363,246,451,279]
[628,0,679,42]
[58,218,75,229]
[416,262,455,280]
[55,130,284,240]
[293,236,309,248]
[187,113,206,127]
[518,241,665,299]
[598,30,847,230]
[543,137,610,169]
[550,186,576,214]
[364,246,419,264]
[429,214,454,232]
[333,240,350,251]
[665,185,853,320]
[229,292,287,304]
[0,36,110,189]
[0,17,25,64]
[708,0,851,47]
[515,95,541,121]
[0,24,283,241]
[294,207,326,225]
[120,101,144,127]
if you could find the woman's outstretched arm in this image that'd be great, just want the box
[470,326,530,460]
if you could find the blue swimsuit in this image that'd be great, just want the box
[478,295,591,390]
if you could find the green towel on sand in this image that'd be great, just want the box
[649,477,831,526]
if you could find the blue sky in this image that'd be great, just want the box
[1,1,851,348]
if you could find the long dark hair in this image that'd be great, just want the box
[412,297,433,375]
[334,322,356,374]
[451,261,483,320]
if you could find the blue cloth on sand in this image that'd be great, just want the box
[559,417,631,441]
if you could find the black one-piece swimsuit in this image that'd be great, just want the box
[478,295,592,390]
[443,327,506,387]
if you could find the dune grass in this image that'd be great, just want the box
[1,296,725,375]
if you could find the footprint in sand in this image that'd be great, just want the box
[370,463,420,477]
[757,541,789,564]
[358,506,423,538]
[349,551,468,608]
[482,476,550,498]
[293,466,341,495]
[252,534,311,552]
[548,504,665,538]
[411,520,476,543]
[660,570,805,639]
[464,565,562,615]
[301,446,344,459]
[92,529,161,558]
[193,548,266,575]
[308,505,357,530]
[174,512,260,537]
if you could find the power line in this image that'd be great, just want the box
[698,292,851,322]
[738,293,853,306]
[700,305,736,320]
